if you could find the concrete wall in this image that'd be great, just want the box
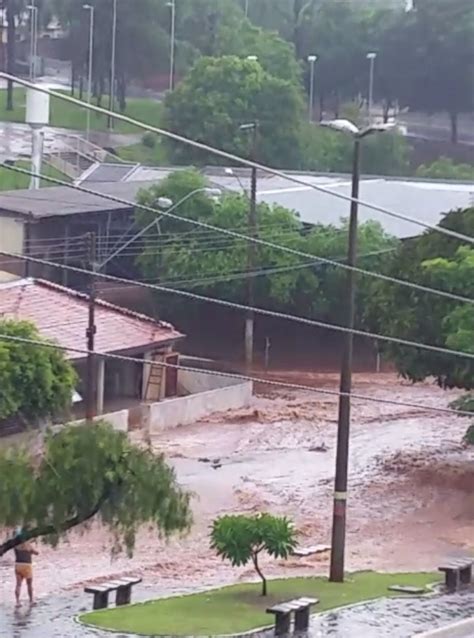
[68,409,128,432]
[0,216,25,280]
[148,381,252,432]
[178,367,243,394]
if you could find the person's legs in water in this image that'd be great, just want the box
[26,577,34,604]
[15,572,23,605]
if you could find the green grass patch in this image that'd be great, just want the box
[0,160,71,191]
[117,140,168,166]
[81,571,438,636]
[0,88,163,134]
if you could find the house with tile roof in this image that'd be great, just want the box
[0,277,184,418]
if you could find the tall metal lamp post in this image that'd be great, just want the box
[83,4,95,142]
[367,52,377,122]
[307,55,317,123]
[320,119,394,583]
[167,0,176,91]
[108,0,117,129]
[27,3,38,81]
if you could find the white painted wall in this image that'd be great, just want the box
[148,381,253,432]
[178,368,243,394]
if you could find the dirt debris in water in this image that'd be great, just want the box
[0,372,472,602]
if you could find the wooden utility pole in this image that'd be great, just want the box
[85,232,97,423]
[242,122,259,371]
[329,138,361,582]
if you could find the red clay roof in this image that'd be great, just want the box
[0,278,184,360]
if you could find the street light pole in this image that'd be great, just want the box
[27,3,38,81]
[83,4,95,143]
[168,0,176,91]
[245,0,249,17]
[367,52,377,122]
[98,187,221,270]
[108,0,117,130]
[329,135,360,583]
[308,55,317,123]
[320,119,394,583]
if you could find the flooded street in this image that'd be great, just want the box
[1,372,473,636]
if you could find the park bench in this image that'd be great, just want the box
[84,576,142,610]
[438,557,473,591]
[267,597,319,635]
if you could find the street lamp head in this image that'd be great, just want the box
[246,55,258,62]
[307,55,317,63]
[203,188,222,197]
[320,119,360,137]
[367,52,377,60]
[239,122,257,131]
[225,168,234,176]
[83,4,93,9]
[156,196,173,209]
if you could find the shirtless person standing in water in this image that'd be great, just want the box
[14,541,39,605]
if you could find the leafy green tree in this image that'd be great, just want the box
[0,320,77,423]
[52,0,171,107]
[364,207,474,389]
[211,513,297,596]
[0,421,191,557]
[402,0,474,143]
[216,18,302,84]
[135,170,397,326]
[416,157,474,181]
[163,56,305,168]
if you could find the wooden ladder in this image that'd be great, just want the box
[145,354,165,401]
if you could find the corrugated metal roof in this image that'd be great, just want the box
[0,180,160,218]
[0,278,183,359]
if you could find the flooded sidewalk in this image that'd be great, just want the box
[1,587,474,638]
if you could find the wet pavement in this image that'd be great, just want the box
[1,587,474,637]
[0,121,140,162]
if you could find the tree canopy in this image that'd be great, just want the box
[0,320,77,423]
[364,207,474,389]
[163,55,305,168]
[0,421,191,557]
[211,513,297,596]
[135,169,397,324]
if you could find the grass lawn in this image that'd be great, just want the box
[117,139,168,166]
[0,160,71,191]
[0,88,163,134]
[81,571,438,636]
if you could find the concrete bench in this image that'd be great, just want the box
[267,597,319,635]
[84,576,142,609]
[438,558,473,591]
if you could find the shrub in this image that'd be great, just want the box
[463,424,474,446]
[142,132,157,149]
[449,394,474,414]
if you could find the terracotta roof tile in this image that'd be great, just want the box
[0,279,184,360]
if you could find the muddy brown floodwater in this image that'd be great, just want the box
[0,372,473,620]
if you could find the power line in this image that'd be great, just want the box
[2,74,473,248]
[3,248,474,364]
[2,163,473,308]
[0,330,472,419]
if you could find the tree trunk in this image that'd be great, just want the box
[319,93,325,122]
[0,487,111,557]
[79,75,84,101]
[6,0,15,111]
[383,100,391,124]
[118,74,126,112]
[252,552,267,596]
[71,63,76,97]
[449,112,458,144]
